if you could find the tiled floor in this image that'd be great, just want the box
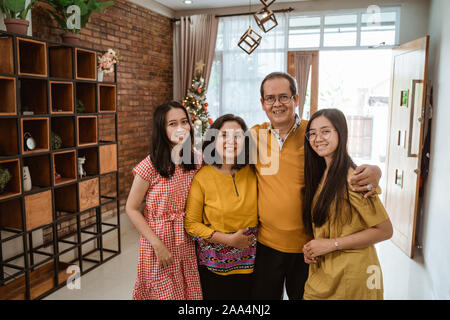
[45,213,434,300]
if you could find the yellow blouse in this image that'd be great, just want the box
[184,165,258,275]
[303,173,389,300]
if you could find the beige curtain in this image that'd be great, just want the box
[294,53,313,117]
[174,14,219,101]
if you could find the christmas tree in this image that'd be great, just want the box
[182,61,213,135]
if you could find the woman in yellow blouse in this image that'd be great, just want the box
[185,114,258,300]
[302,108,393,300]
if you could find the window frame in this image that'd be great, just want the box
[288,6,401,51]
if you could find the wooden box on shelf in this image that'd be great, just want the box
[77,116,98,146]
[99,144,117,174]
[0,198,22,230]
[23,154,51,190]
[0,36,14,74]
[79,177,99,212]
[0,158,21,201]
[52,150,77,186]
[21,118,50,154]
[98,84,116,113]
[0,119,18,156]
[49,46,73,79]
[20,79,48,115]
[0,261,71,300]
[75,48,97,81]
[0,76,16,115]
[17,37,47,77]
[50,81,74,114]
[54,183,77,212]
[0,190,51,231]
[78,147,98,177]
[76,82,96,113]
[51,117,75,149]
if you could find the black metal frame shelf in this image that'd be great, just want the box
[0,30,120,300]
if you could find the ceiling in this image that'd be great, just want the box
[154,0,308,11]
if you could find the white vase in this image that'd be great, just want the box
[23,166,32,192]
[98,70,104,82]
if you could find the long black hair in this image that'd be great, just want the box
[150,101,197,178]
[302,108,356,237]
[202,114,251,171]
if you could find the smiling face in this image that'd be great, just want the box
[215,120,245,164]
[308,115,339,160]
[260,77,299,130]
[165,107,191,146]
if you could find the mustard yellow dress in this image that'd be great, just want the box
[303,175,389,300]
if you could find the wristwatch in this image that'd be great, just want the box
[333,239,339,250]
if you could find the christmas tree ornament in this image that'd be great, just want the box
[254,6,278,33]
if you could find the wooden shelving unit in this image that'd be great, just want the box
[0,31,120,300]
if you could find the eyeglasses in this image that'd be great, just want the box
[305,129,336,141]
[263,94,294,105]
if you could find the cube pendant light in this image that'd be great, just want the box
[259,0,276,6]
[254,6,278,33]
[238,27,262,55]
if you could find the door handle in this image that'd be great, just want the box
[407,79,425,157]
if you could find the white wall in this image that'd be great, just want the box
[421,0,450,300]
[129,0,175,18]
[175,0,429,45]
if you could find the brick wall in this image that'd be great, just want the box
[32,0,174,212]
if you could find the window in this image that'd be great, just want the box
[206,14,288,128]
[289,7,400,49]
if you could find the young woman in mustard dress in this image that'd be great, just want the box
[302,108,393,300]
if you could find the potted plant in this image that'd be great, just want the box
[44,0,114,45]
[0,166,12,194]
[0,0,37,35]
[97,48,119,81]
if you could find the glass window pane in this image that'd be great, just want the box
[361,11,397,46]
[324,14,357,47]
[289,16,321,48]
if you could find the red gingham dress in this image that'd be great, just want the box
[131,156,203,300]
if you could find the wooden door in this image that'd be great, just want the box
[287,51,319,117]
[385,36,429,258]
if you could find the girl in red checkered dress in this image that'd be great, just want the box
[125,101,202,300]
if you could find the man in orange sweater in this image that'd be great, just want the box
[251,72,381,300]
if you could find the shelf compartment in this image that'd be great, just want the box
[0,261,70,300]
[49,46,73,79]
[50,81,74,114]
[0,158,21,201]
[16,37,47,77]
[79,178,99,212]
[0,198,23,231]
[20,79,48,115]
[98,84,116,113]
[99,144,117,174]
[0,76,17,115]
[0,36,14,74]
[77,116,98,146]
[52,150,77,186]
[76,82,96,113]
[77,146,98,177]
[75,48,97,81]
[0,190,52,231]
[0,119,18,156]
[23,154,51,190]
[51,116,75,149]
[54,183,77,213]
[21,117,50,154]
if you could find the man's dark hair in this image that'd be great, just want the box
[260,72,297,99]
